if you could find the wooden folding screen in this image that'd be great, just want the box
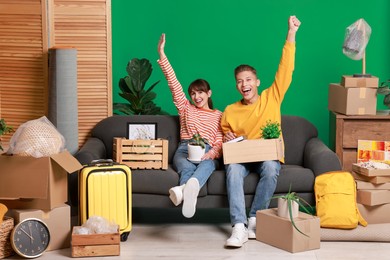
[0,0,112,150]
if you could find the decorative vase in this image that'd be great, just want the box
[187,144,205,162]
[277,198,299,219]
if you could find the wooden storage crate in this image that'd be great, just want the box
[0,217,14,259]
[71,226,120,257]
[113,138,168,170]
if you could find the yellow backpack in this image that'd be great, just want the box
[314,171,367,229]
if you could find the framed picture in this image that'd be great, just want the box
[127,123,157,140]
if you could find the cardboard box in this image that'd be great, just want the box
[0,151,82,210]
[358,203,390,224]
[356,180,390,190]
[328,83,377,115]
[352,171,390,184]
[256,209,320,253]
[6,204,71,251]
[222,138,283,164]
[113,138,168,169]
[357,190,390,206]
[352,164,390,177]
[71,226,120,257]
[341,75,379,88]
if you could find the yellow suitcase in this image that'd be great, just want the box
[79,159,132,241]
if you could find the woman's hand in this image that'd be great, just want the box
[158,33,166,60]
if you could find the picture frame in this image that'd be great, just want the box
[127,123,157,140]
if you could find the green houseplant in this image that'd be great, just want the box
[187,133,209,162]
[113,58,167,115]
[261,120,281,139]
[188,133,208,149]
[268,186,314,237]
[0,119,13,151]
[378,79,390,109]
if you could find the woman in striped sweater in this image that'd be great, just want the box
[157,33,223,218]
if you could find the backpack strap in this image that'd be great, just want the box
[356,207,368,227]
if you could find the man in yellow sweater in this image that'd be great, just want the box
[221,15,301,248]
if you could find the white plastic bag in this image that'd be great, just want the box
[342,18,371,60]
[7,116,65,158]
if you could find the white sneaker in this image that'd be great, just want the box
[169,184,185,206]
[182,178,200,218]
[247,217,256,239]
[225,223,248,248]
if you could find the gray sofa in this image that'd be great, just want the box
[71,114,341,210]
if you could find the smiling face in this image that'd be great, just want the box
[235,65,260,105]
[188,79,213,110]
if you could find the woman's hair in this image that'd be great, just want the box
[188,79,213,109]
[234,64,257,78]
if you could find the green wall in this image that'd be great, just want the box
[112,0,390,146]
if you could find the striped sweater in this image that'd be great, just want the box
[157,57,223,159]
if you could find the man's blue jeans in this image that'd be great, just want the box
[226,160,281,226]
[173,140,218,188]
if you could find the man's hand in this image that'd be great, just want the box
[289,15,301,32]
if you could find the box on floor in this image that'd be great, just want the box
[0,151,82,210]
[358,203,390,224]
[222,138,283,165]
[256,208,320,253]
[6,204,71,251]
[328,83,377,115]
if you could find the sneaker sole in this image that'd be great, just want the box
[248,232,256,239]
[225,238,248,248]
[182,178,199,218]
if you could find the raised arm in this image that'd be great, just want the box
[158,33,167,60]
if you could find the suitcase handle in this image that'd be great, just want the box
[89,159,117,167]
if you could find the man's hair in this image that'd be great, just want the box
[188,79,213,109]
[234,64,257,78]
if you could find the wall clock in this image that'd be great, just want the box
[11,218,51,258]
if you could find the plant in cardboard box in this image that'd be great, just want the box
[260,120,281,139]
[187,133,208,162]
[378,79,390,109]
[268,185,314,237]
[113,58,167,115]
[0,119,13,151]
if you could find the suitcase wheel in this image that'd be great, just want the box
[121,232,130,242]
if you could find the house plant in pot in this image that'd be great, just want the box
[187,133,208,163]
[0,119,13,151]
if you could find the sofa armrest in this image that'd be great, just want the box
[303,137,342,177]
[74,137,107,165]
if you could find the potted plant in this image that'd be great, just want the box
[113,58,168,115]
[268,185,314,237]
[187,133,208,162]
[378,79,390,110]
[0,119,13,151]
[260,120,281,139]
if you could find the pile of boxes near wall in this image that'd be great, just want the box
[328,75,379,115]
[352,140,390,224]
[0,151,83,256]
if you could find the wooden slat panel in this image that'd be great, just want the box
[51,0,112,147]
[0,0,47,150]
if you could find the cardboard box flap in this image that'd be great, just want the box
[0,155,49,199]
[50,150,83,174]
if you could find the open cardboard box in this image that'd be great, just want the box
[222,138,283,164]
[0,151,82,210]
[256,209,320,253]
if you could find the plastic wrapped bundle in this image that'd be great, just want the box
[7,116,65,158]
[342,18,371,61]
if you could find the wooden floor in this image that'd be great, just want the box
[6,208,390,259]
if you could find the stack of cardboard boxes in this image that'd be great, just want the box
[0,151,82,252]
[352,140,390,224]
[328,75,379,115]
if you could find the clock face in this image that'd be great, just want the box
[11,218,51,258]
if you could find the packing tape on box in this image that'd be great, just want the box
[359,88,367,99]
[358,108,366,115]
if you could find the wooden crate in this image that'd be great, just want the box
[113,138,168,170]
[71,226,120,257]
[0,217,14,259]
